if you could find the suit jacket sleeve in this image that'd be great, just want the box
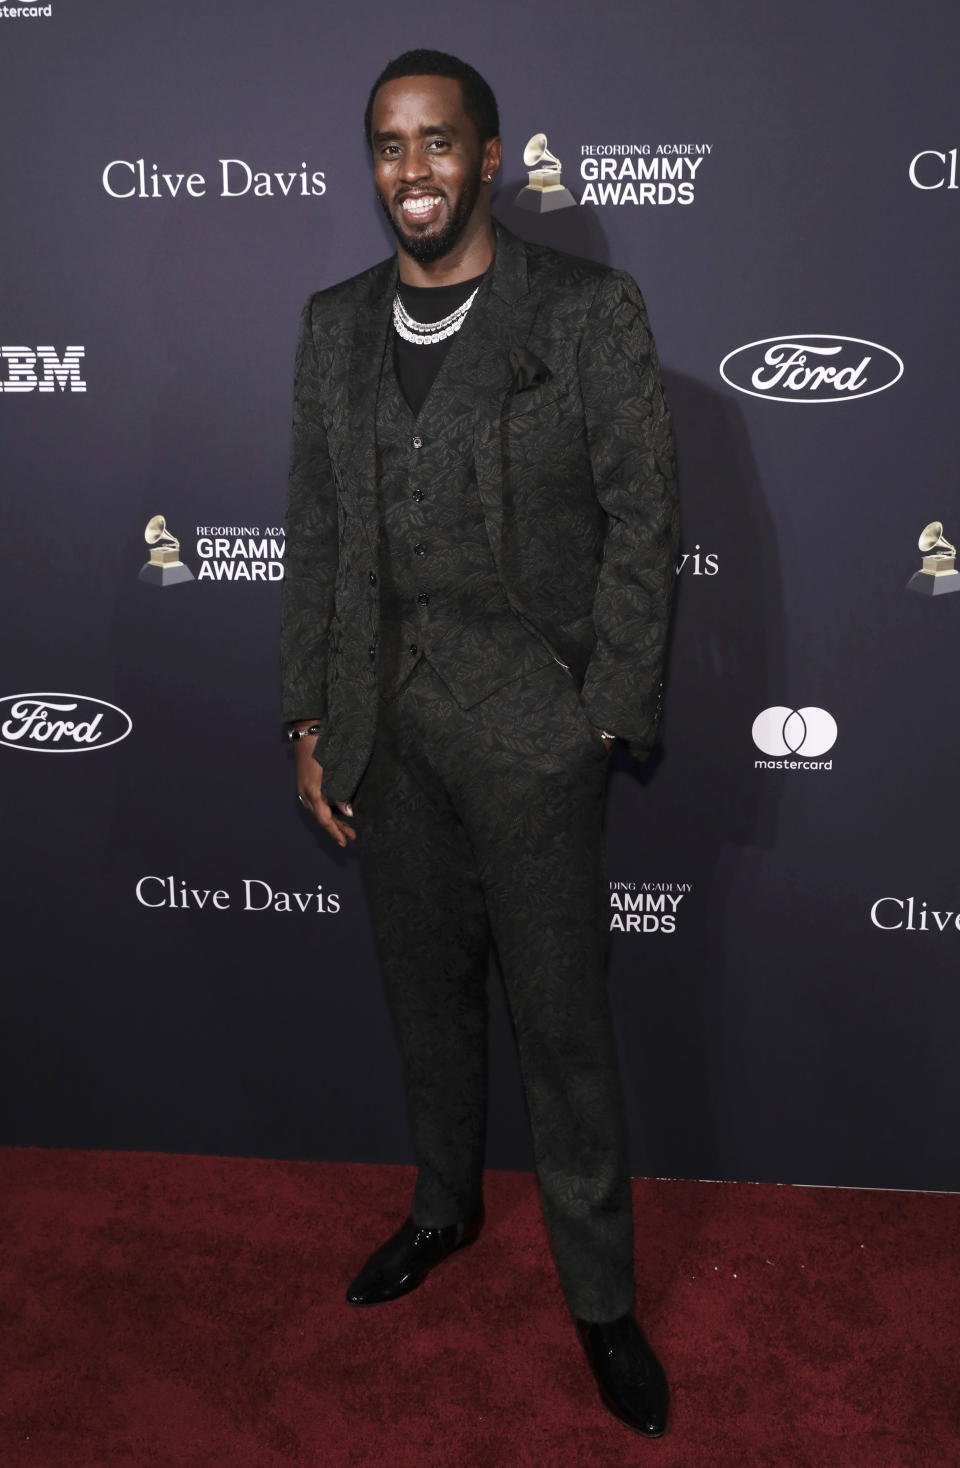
[280,295,339,724]
[576,269,680,760]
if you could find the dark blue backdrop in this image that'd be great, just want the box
[3,0,959,1190]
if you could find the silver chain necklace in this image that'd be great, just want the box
[393,285,480,346]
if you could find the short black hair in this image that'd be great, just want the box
[364,49,500,150]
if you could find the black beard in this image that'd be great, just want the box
[378,172,482,264]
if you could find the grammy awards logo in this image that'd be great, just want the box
[609,879,692,935]
[515,133,578,213]
[906,521,960,596]
[138,514,195,587]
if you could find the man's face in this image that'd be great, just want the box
[370,75,499,264]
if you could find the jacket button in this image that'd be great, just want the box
[417,591,430,605]
[409,643,418,656]
[414,542,426,556]
[368,570,377,585]
[368,644,376,659]
[412,435,423,449]
[412,489,424,502]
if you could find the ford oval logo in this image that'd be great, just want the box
[719,335,904,403]
[0,693,133,753]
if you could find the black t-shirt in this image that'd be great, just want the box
[393,273,485,418]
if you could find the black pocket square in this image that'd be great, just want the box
[509,346,552,392]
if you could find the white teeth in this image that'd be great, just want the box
[401,196,439,216]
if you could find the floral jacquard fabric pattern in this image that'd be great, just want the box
[280,221,679,804]
[373,300,558,712]
[355,657,634,1322]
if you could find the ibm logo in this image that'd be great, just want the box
[1,346,86,393]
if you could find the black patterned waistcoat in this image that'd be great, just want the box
[374,324,551,704]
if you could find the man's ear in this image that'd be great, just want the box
[483,135,502,182]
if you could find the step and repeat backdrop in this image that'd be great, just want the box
[3,1,959,1190]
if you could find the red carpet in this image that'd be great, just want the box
[0,1148,957,1466]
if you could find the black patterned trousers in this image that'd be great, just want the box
[354,657,635,1322]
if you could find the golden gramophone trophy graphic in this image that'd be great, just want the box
[515,132,578,212]
[906,521,960,596]
[138,514,195,586]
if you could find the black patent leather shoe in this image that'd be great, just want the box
[575,1312,669,1438]
[345,1203,485,1306]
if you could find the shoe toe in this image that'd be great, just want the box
[344,1209,483,1307]
[577,1314,669,1438]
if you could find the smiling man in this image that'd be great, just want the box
[372,77,490,264]
[281,49,679,1438]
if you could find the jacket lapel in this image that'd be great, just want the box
[468,224,541,566]
[331,258,396,555]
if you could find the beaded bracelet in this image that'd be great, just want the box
[287,723,322,742]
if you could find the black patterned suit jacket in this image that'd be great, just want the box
[281,221,679,805]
